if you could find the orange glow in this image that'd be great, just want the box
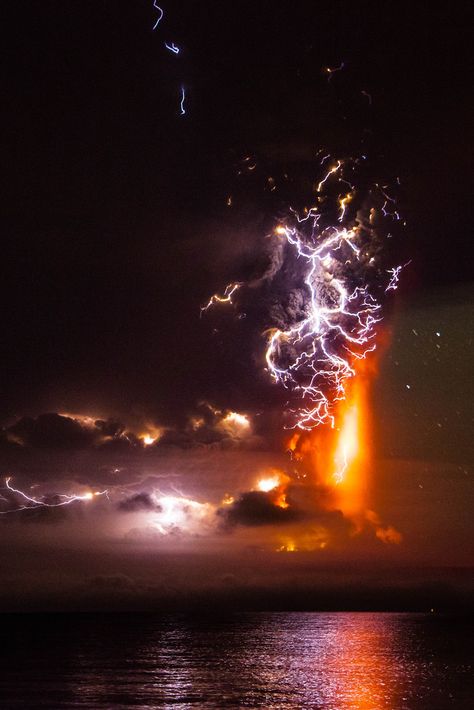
[140,425,163,447]
[257,470,290,509]
[274,491,289,509]
[328,365,371,519]
[317,614,401,708]
[286,359,374,524]
[277,539,297,553]
[333,399,360,485]
[375,526,402,545]
[223,411,249,428]
[219,410,251,437]
[283,341,402,543]
[189,416,205,431]
[366,509,402,545]
[276,528,329,553]
[257,475,280,493]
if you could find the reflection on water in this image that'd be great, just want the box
[1,612,472,708]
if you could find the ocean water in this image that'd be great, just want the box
[0,612,472,708]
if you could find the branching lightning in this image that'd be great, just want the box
[265,220,382,430]
[203,157,405,431]
[0,477,107,515]
[200,282,241,314]
[165,42,180,54]
[385,265,403,292]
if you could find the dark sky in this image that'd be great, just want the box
[0,1,473,610]
[2,0,473,419]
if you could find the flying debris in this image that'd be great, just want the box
[324,61,345,80]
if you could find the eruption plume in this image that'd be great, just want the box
[203,157,404,433]
[203,156,405,543]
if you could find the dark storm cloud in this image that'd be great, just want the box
[218,491,303,528]
[6,414,95,450]
[94,418,125,438]
[0,405,267,454]
[217,483,355,542]
[0,500,72,525]
[1,413,133,451]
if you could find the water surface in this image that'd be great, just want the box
[1,612,472,708]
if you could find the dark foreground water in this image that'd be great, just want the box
[0,612,472,709]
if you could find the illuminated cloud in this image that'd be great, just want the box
[0,408,259,453]
[139,426,165,447]
[150,493,216,536]
[218,411,251,437]
[257,476,280,492]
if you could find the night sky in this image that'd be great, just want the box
[0,0,472,611]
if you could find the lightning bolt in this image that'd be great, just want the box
[317,160,342,193]
[152,2,164,30]
[0,477,107,515]
[165,42,180,54]
[201,282,241,314]
[385,261,410,292]
[179,86,186,115]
